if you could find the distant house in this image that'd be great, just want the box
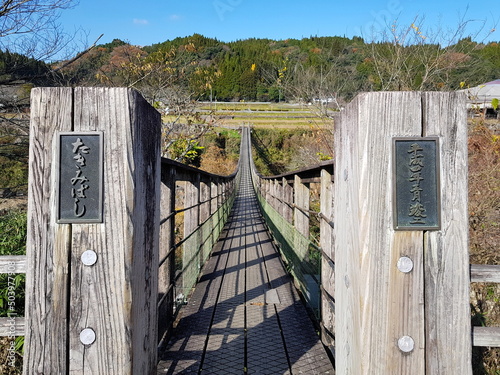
[459,79,500,117]
[312,97,335,105]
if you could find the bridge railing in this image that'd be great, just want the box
[256,169,332,304]
[246,125,336,348]
[158,157,238,345]
[470,265,500,347]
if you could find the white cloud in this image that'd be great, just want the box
[133,19,149,25]
[169,14,182,21]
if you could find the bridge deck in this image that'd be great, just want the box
[157,132,334,374]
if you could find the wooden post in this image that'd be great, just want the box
[211,180,218,215]
[159,163,177,343]
[209,179,218,250]
[275,179,284,217]
[216,180,224,233]
[283,177,293,224]
[274,179,281,212]
[25,88,161,374]
[293,175,309,239]
[270,179,276,210]
[216,180,222,208]
[334,92,471,374]
[199,178,211,261]
[183,173,200,293]
[320,168,335,350]
[264,179,270,204]
[200,178,210,224]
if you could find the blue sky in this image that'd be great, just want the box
[59,0,499,48]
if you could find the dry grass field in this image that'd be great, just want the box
[468,119,500,374]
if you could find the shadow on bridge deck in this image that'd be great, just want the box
[157,130,334,375]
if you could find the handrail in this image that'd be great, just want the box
[157,137,242,348]
[470,264,500,283]
[470,264,500,347]
[0,255,26,337]
[246,126,334,323]
[161,156,238,180]
[256,159,333,181]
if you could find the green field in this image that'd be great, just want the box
[166,102,335,129]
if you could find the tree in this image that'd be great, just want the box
[365,16,496,91]
[0,0,80,193]
[0,0,78,62]
[94,43,218,164]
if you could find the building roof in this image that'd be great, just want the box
[460,80,500,109]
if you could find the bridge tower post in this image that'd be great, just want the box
[334,92,471,374]
[25,87,161,374]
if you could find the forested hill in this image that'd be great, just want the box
[5,33,500,103]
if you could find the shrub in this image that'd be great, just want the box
[0,210,27,375]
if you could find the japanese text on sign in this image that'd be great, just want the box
[407,143,426,224]
[393,137,440,230]
[58,132,103,223]
[71,138,90,217]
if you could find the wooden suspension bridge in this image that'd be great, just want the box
[1,88,499,374]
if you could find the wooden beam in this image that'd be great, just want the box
[0,317,24,337]
[473,327,500,347]
[470,264,500,283]
[0,255,26,274]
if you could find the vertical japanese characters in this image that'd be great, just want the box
[407,143,426,224]
[394,137,439,230]
[71,137,90,218]
[58,132,102,223]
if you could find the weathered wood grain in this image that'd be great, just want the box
[0,255,26,274]
[320,168,335,350]
[183,173,201,292]
[423,92,471,374]
[473,327,500,347]
[158,164,176,344]
[199,179,210,224]
[0,317,24,336]
[210,180,218,215]
[26,88,161,375]
[275,179,283,217]
[282,177,293,224]
[25,87,73,375]
[334,92,362,375]
[335,92,428,374]
[70,88,161,374]
[293,175,309,239]
[470,264,500,283]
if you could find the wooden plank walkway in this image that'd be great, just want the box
[157,136,335,374]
